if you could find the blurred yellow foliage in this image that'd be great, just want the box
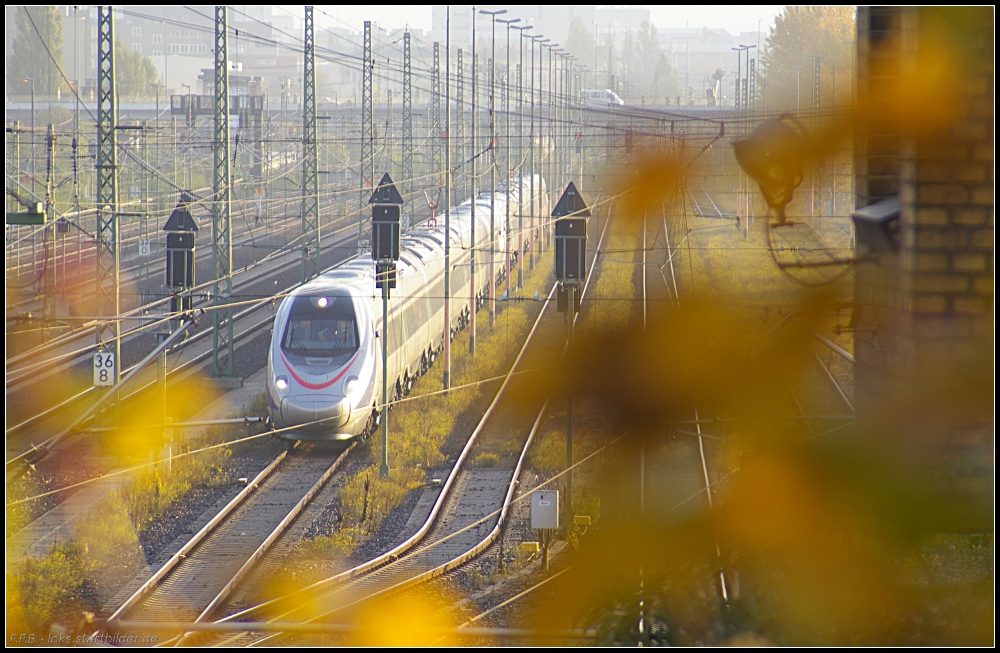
[517,285,991,644]
[617,149,687,219]
[511,144,989,643]
[350,588,458,646]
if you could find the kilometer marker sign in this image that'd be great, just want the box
[94,352,116,387]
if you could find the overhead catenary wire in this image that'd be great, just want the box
[6,6,854,466]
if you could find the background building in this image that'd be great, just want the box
[658,27,762,105]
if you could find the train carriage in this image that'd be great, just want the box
[266,174,547,440]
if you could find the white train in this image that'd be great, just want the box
[582,88,625,108]
[266,174,548,439]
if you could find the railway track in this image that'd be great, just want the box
[7,207,345,380]
[104,442,353,628]
[99,284,551,645]
[435,187,740,641]
[102,151,858,647]
[186,299,556,645]
[3,225,360,473]
[6,179,309,313]
[380,193,699,643]
[6,192,351,387]
[655,183,856,623]
[465,147,858,648]
[104,191,614,646]
[6,177,440,384]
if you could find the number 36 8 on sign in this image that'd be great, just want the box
[93,352,116,387]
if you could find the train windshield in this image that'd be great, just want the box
[281,295,359,363]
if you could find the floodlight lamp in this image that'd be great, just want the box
[733,115,809,225]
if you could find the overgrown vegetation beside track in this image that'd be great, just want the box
[6,397,269,633]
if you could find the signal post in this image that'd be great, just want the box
[552,181,590,527]
[370,173,403,478]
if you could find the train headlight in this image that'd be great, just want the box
[343,375,359,396]
[275,375,290,394]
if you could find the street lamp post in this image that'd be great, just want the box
[807,53,822,218]
[731,46,750,237]
[528,34,546,273]
[592,20,599,77]
[162,20,169,95]
[512,24,532,290]
[480,9,506,327]
[498,16,520,300]
[180,83,192,189]
[561,52,570,182]
[607,28,614,90]
[545,43,561,251]
[824,54,841,217]
[566,55,578,185]
[577,61,588,185]
[536,38,551,261]
[556,51,563,213]
[558,53,568,195]
[567,55,577,179]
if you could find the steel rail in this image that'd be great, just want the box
[105,619,596,640]
[301,401,549,625]
[219,280,561,630]
[813,352,855,414]
[213,185,616,646]
[100,444,354,646]
[5,224,360,440]
[222,185,614,631]
[105,450,289,622]
[181,444,355,639]
[812,331,855,363]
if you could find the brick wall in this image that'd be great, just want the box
[854,7,912,411]
[854,7,993,495]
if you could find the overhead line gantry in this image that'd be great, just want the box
[95,5,121,386]
[301,6,320,282]
[212,5,234,380]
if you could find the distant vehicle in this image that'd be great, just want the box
[582,88,625,107]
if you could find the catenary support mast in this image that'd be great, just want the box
[212,5,234,378]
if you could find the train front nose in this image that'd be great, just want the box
[279,394,352,430]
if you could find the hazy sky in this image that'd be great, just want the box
[648,6,785,35]
[316,5,786,37]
